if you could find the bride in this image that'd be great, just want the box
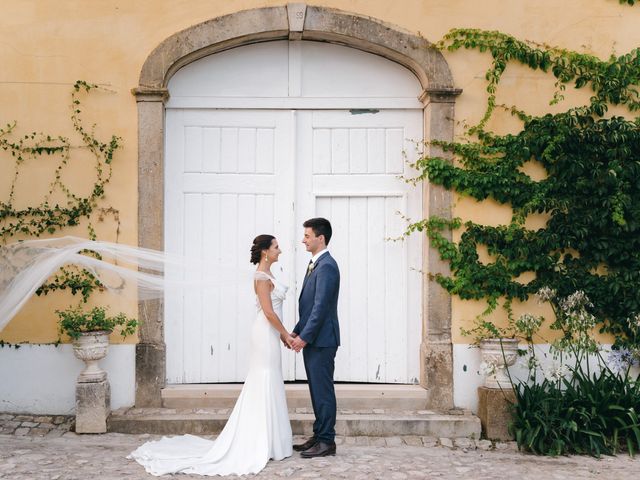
[129,234,295,476]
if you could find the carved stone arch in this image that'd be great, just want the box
[134,4,461,410]
[135,6,454,91]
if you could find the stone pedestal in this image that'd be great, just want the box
[75,380,110,433]
[477,386,515,441]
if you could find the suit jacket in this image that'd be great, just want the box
[294,252,340,347]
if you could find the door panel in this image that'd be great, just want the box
[294,110,423,383]
[165,110,295,383]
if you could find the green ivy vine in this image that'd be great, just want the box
[0,81,122,306]
[409,29,640,348]
[436,29,640,131]
[0,80,120,241]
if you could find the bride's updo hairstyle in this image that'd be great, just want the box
[250,234,275,264]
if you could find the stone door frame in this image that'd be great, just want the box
[133,4,461,409]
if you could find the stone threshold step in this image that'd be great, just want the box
[162,384,429,410]
[116,407,461,416]
[108,408,481,438]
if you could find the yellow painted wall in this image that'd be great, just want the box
[1,0,638,344]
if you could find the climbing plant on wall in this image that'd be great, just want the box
[0,81,121,303]
[0,80,120,241]
[408,29,640,348]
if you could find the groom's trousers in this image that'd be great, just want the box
[303,346,338,443]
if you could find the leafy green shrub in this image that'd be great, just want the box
[506,289,640,456]
[56,305,137,340]
[511,368,640,456]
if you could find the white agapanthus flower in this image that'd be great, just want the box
[608,348,638,373]
[559,290,593,312]
[515,313,543,338]
[536,286,556,303]
[627,314,640,330]
[544,363,569,382]
[573,310,597,332]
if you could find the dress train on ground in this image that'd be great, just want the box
[129,272,292,476]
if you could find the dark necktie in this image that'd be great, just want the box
[305,259,313,277]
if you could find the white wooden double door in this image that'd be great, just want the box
[165,108,423,384]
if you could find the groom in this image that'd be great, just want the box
[290,217,340,458]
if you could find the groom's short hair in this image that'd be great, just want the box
[303,217,332,245]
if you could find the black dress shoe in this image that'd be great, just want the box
[300,441,336,458]
[293,437,318,452]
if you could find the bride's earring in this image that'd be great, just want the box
[264,253,269,263]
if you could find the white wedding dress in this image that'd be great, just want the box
[129,271,293,476]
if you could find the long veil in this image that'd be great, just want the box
[0,236,252,331]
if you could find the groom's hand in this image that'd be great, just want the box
[291,336,307,352]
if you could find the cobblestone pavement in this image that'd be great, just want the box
[0,413,74,437]
[1,432,638,480]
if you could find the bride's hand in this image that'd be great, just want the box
[280,333,293,349]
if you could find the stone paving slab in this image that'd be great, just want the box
[0,433,638,479]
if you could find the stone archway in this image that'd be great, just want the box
[133,4,461,409]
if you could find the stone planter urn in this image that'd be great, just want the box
[72,330,110,383]
[479,338,519,389]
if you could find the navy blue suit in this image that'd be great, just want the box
[293,251,340,443]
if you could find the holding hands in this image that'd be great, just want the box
[280,332,307,352]
[290,332,307,353]
[280,333,295,350]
